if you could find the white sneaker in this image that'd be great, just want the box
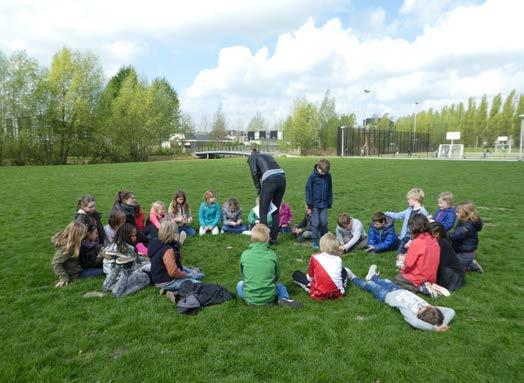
[395,259,404,269]
[178,231,187,245]
[344,267,356,280]
[242,230,251,235]
[365,265,379,281]
[431,283,450,297]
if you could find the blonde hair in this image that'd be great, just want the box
[437,192,454,207]
[158,221,179,243]
[204,190,216,204]
[320,232,340,255]
[456,201,480,222]
[407,188,425,203]
[251,224,270,242]
[337,213,352,227]
[51,221,87,258]
[151,201,165,212]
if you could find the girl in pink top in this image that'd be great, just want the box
[149,201,166,230]
[279,200,293,233]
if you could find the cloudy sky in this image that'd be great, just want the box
[1,0,523,128]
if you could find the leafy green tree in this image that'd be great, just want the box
[146,77,180,144]
[290,98,319,153]
[179,113,194,137]
[500,90,516,137]
[247,112,266,132]
[513,93,524,147]
[476,95,488,146]
[318,90,338,152]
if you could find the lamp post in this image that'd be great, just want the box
[412,101,420,154]
[363,89,373,128]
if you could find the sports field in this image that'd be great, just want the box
[1,157,522,382]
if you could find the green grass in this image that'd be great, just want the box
[1,157,523,382]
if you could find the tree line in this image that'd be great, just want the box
[0,48,183,165]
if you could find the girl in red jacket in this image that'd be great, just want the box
[392,214,443,297]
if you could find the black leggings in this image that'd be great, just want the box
[259,175,286,241]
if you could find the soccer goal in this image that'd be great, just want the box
[437,144,464,159]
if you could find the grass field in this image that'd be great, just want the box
[1,157,523,382]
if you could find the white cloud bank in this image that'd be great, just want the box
[181,0,524,126]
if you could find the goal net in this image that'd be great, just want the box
[437,144,464,159]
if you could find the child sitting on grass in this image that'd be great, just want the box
[51,222,104,288]
[449,201,484,273]
[429,192,456,231]
[292,205,313,242]
[392,214,445,298]
[385,188,429,266]
[336,213,367,253]
[366,212,398,253]
[292,233,348,300]
[279,199,293,233]
[221,197,248,234]
[198,190,221,236]
[148,221,204,293]
[79,223,104,271]
[75,194,106,245]
[248,196,273,229]
[430,222,465,291]
[167,190,196,237]
[148,201,166,238]
[101,223,151,297]
[347,264,455,331]
[237,224,302,308]
[104,210,126,245]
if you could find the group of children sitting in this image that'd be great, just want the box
[51,159,484,331]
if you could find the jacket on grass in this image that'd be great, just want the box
[198,202,221,228]
[305,166,332,209]
[367,217,398,253]
[449,219,482,253]
[239,242,280,305]
[401,233,440,287]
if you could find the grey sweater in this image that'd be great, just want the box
[222,202,243,225]
[385,289,455,331]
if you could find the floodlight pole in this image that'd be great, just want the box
[519,114,524,161]
[341,126,345,157]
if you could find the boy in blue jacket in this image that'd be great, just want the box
[305,159,333,250]
[366,212,399,253]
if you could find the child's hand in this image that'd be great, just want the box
[55,280,69,288]
[435,325,449,332]
[338,245,346,252]
[405,240,412,248]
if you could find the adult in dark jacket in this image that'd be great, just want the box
[431,222,465,291]
[247,149,286,243]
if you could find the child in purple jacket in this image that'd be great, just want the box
[279,199,293,233]
[429,192,456,231]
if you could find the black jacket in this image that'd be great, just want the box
[75,211,106,244]
[436,238,465,291]
[449,219,483,253]
[175,280,235,315]
[148,238,182,285]
[112,203,136,226]
[305,166,333,209]
[247,153,283,194]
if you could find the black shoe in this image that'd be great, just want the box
[296,236,306,243]
[470,260,484,274]
[268,239,278,246]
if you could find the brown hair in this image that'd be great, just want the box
[317,159,331,173]
[170,190,189,216]
[437,192,454,207]
[456,201,480,222]
[337,213,352,227]
[113,223,137,253]
[408,214,430,237]
[108,210,126,229]
[115,190,135,205]
[51,221,87,258]
[77,194,96,210]
[417,306,444,326]
[430,222,448,240]
[371,212,387,223]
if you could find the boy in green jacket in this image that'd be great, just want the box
[237,224,302,308]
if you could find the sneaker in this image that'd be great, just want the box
[311,242,320,250]
[116,255,135,265]
[470,260,484,274]
[242,230,251,235]
[178,231,187,245]
[159,288,167,296]
[431,283,450,297]
[278,298,303,309]
[419,282,438,298]
[344,267,356,280]
[165,290,177,304]
[395,259,404,269]
[365,265,379,281]
[296,236,306,243]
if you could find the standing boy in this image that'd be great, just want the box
[237,224,302,308]
[305,159,333,250]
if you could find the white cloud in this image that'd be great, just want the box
[181,0,524,126]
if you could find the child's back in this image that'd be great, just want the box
[240,241,279,305]
[308,252,345,299]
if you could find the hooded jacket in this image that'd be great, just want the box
[222,201,243,225]
[367,217,398,253]
[305,166,333,209]
[432,207,456,231]
[449,219,483,253]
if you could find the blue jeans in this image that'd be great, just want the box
[311,207,328,244]
[178,226,196,237]
[456,251,476,270]
[279,226,292,233]
[397,235,410,254]
[352,276,400,303]
[79,268,104,278]
[222,224,248,234]
[236,281,290,301]
[158,267,203,291]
